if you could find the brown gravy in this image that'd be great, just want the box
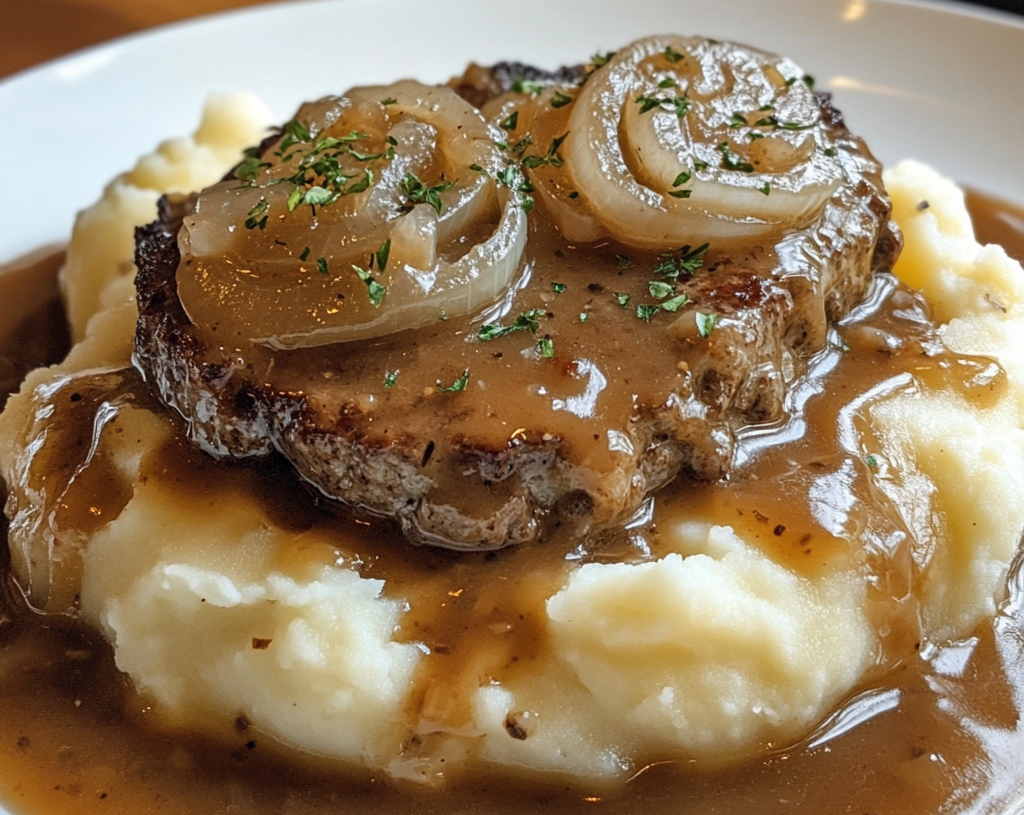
[2,192,1024,815]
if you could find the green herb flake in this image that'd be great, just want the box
[658,78,676,89]
[537,336,555,358]
[615,254,632,269]
[636,304,660,322]
[401,172,456,215]
[437,369,470,393]
[591,51,614,67]
[374,239,391,273]
[648,280,675,300]
[244,198,269,230]
[635,93,691,117]
[469,163,488,174]
[550,91,573,108]
[654,242,710,279]
[760,182,771,196]
[478,308,546,341]
[287,187,304,212]
[381,97,398,106]
[283,119,312,143]
[383,369,399,388]
[352,265,387,308]
[728,112,747,128]
[499,111,520,132]
[303,186,336,207]
[512,78,545,96]
[661,293,690,312]
[316,257,329,275]
[802,74,816,89]
[668,189,692,199]
[579,312,589,322]
[234,156,270,184]
[694,160,709,172]
[866,454,879,469]
[717,141,754,173]
[521,195,535,212]
[614,292,630,307]
[552,282,567,294]
[299,246,310,262]
[695,311,720,338]
[664,45,684,63]
[672,170,692,187]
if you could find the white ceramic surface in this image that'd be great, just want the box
[1,0,1023,812]
[0,0,1023,266]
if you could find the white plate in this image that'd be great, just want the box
[0,1,1022,813]
[0,0,1023,266]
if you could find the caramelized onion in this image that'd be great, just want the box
[502,36,842,248]
[177,81,528,348]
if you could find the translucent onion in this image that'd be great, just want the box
[510,36,843,249]
[177,81,528,348]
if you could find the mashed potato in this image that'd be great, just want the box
[1,101,1022,784]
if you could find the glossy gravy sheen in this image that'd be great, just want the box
[1,193,1023,815]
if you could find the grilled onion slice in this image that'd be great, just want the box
[177,81,528,349]
[501,36,842,249]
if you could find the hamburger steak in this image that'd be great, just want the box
[133,36,901,549]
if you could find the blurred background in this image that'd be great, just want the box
[0,0,1020,80]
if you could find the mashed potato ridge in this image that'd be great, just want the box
[2,101,1024,785]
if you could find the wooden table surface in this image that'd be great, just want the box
[0,0,294,80]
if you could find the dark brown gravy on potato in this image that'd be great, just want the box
[0,191,1023,815]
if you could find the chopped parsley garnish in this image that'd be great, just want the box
[437,369,470,393]
[521,195,535,212]
[299,246,310,261]
[672,170,692,187]
[478,308,545,340]
[244,198,269,230]
[316,256,329,275]
[550,91,573,108]
[512,78,545,96]
[511,135,534,155]
[381,97,398,105]
[664,45,684,63]
[760,182,771,196]
[717,141,754,173]
[658,78,676,89]
[653,242,709,279]
[668,189,692,199]
[383,369,399,388]
[636,304,660,322]
[695,311,720,337]
[694,160,709,172]
[552,282,566,294]
[351,264,387,308]
[648,280,675,300]
[729,112,748,128]
[537,336,555,358]
[615,254,632,269]
[661,293,690,312]
[349,148,384,161]
[591,51,614,67]
[579,312,589,322]
[614,292,630,307]
[303,186,335,207]
[521,133,569,170]
[401,172,456,215]
[499,111,520,131]
[373,238,391,273]
[866,454,879,469]
[469,163,487,174]
[635,93,691,117]
[234,156,270,184]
